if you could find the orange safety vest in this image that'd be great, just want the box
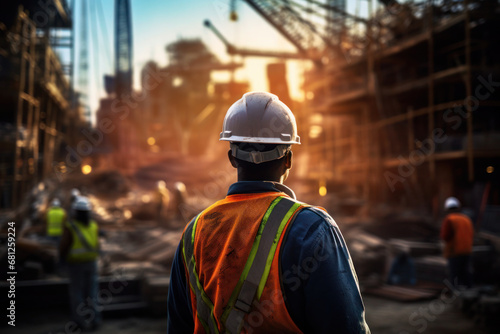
[182,192,307,333]
[441,213,474,258]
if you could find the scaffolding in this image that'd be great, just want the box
[304,0,500,212]
[12,8,39,208]
[0,1,82,209]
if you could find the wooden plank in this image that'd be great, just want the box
[363,285,439,302]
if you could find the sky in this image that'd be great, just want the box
[69,0,380,123]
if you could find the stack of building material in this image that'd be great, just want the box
[413,256,448,284]
[346,229,387,280]
[142,276,170,316]
[363,284,439,302]
[127,229,182,268]
[388,239,441,257]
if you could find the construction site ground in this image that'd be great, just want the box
[0,295,486,334]
[2,155,498,334]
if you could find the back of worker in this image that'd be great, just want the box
[59,196,101,331]
[188,191,302,333]
[440,197,474,288]
[65,218,99,263]
[441,212,474,258]
[168,92,370,333]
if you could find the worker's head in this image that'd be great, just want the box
[394,245,410,260]
[444,197,461,212]
[51,198,61,207]
[72,196,92,224]
[71,188,80,199]
[220,92,299,182]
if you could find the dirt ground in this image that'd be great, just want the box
[1,295,487,334]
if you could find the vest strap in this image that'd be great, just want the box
[225,197,301,334]
[183,197,304,334]
[68,220,95,251]
[183,214,220,334]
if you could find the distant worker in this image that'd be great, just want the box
[70,188,80,204]
[46,198,66,243]
[157,180,170,225]
[167,92,370,333]
[440,197,474,288]
[69,188,81,215]
[387,246,416,285]
[173,181,187,221]
[59,196,101,331]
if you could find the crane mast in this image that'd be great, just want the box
[115,0,133,96]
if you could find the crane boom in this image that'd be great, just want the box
[242,0,316,54]
[204,20,308,60]
[242,0,346,59]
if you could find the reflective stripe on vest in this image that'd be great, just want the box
[67,220,98,263]
[183,214,219,334]
[182,196,304,333]
[47,207,65,236]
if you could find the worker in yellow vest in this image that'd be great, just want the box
[59,196,101,331]
[46,198,66,243]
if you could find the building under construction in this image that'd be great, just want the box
[95,38,248,172]
[0,1,86,209]
[301,0,500,220]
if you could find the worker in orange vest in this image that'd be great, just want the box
[167,92,370,333]
[440,197,474,288]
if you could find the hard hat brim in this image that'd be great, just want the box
[219,135,300,145]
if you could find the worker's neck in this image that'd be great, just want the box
[237,170,284,183]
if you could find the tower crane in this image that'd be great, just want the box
[114,0,133,96]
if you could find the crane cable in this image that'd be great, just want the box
[90,0,102,99]
[96,0,113,71]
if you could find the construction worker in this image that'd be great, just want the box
[70,188,80,204]
[440,197,474,288]
[59,196,101,331]
[167,92,370,333]
[387,246,416,286]
[69,188,81,215]
[46,198,66,243]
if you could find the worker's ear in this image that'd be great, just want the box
[285,150,292,170]
[280,151,292,183]
[228,150,238,168]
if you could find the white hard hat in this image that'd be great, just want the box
[71,188,80,197]
[51,198,61,207]
[174,182,186,193]
[220,92,300,164]
[444,197,460,210]
[72,196,92,211]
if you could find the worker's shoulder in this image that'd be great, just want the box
[446,212,473,223]
[293,202,339,230]
[290,202,338,238]
[282,204,342,256]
